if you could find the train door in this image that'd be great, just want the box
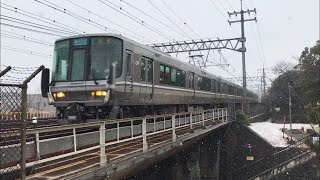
[188,72,195,102]
[124,50,133,100]
[69,46,88,101]
[139,57,153,102]
[146,58,154,101]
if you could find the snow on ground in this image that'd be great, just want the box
[249,121,315,147]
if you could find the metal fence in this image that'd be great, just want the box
[232,135,311,179]
[0,65,44,180]
[0,111,56,120]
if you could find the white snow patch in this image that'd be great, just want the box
[249,122,315,147]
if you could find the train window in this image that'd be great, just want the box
[189,73,194,89]
[198,76,202,90]
[126,53,131,77]
[181,71,186,87]
[171,68,176,84]
[165,66,170,84]
[198,76,211,91]
[160,64,185,87]
[217,81,221,93]
[89,37,123,80]
[160,65,165,83]
[212,79,216,92]
[141,58,146,81]
[52,40,69,81]
[147,60,153,83]
[220,83,225,94]
[228,85,235,95]
[176,70,186,87]
[237,88,242,96]
[71,49,85,81]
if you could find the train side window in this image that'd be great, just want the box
[212,79,216,92]
[176,70,185,87]
[140,58,146,81]
[181,71,186,87]
[217,82,221,93]
[171,68,176,85]
[160,65,165,83]
[126,53,132,77]
[189,72,194,89]
[198,76,202,90]
[147,60,153,83]
[221,83,224,94]
[165,66,170,84]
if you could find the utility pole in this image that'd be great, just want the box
[288,84,292,130]
[228,0,257,114]
[262,66,266,96]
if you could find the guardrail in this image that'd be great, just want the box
[0,108,228,177]
[0,112,56,120]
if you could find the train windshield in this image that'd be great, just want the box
[89,37,123,80]
[52,40,70,81]
[51,36,123,82]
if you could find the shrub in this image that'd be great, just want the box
[236,110,250,126]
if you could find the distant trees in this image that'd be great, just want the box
[299,41,320,106]
[265,61,304,122]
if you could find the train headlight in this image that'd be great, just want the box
[53,92,65,98]
[91,90,108,97]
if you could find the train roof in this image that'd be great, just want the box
[55,33,256,95]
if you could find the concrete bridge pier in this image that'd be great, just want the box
[186,145,201,179]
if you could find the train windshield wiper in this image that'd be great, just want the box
[90,67,99,85]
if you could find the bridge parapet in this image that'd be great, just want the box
[0,108,229,179]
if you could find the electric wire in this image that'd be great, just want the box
[63,0,151,42]
[121,0,189,39]
[1,45,52,58]
[1,22,65,37]
[216,0,230,13]
[208,0,238,37]
[35,0,141,40]
[225,0,235,12]
[159,0,200,38]
[1,30,53,45]
[1,2,83,34]
[256,23,267,64]
[208,0,228,21]
[146,0,192,39]
[1,15,76,35]
[249,21,264,66]
[2,33,53,47]
[98,0,173,41]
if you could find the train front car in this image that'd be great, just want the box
[41,34,125,122]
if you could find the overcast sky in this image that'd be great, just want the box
[1,0,319,93]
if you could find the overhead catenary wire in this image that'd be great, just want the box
[1,15,76,35]
[35,0,145,41]
[1,45,52,58]
[98,0,173,41]
[208,0,238,37]
[2,33,53,47]
[248,21,265,66]
[216,0,230,14]
[225,0,235,12]
[1,30,53,45]
[146,0,192,39]
[1,22,66,37]
[159,0,200,38]
[63,0,151,42]
[1,2,83,34]
[121,0,189,39]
